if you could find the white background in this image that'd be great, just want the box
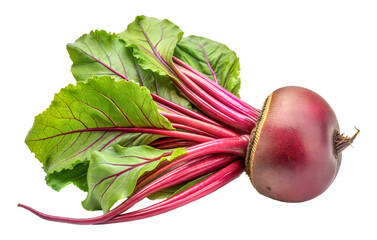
[1,0,376,239]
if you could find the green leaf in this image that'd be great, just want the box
[174,35,241,96]
[118,15,183,78]
[25,76,172,178]
[46,162,89,192]
[67,30,191,108]
[67,30,131,82]
[82,145,187,213]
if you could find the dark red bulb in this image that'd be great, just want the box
[246,86,341,202]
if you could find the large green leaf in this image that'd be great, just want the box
[118,15,183,78]
[25,76,172,179]
[67,30,191,109]
[174,35,241,96]
[83,145,186,212]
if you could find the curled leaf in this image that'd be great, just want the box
[83,145,187,212]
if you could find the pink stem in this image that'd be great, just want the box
[151,140,197,149]
[178,66,259,122]
[173,57,260,116]
[149,138,197,149]
[134,154,208,191]
[133,136,249,189]
[171,123,218,138]
[172,81,253,133]
[18,137,249,224]
[105,160,244,224]
[170,65,255,133]
[152,94,221,127]
[18,155,238,225]
[161,112,239,138]
[132,153,238,198]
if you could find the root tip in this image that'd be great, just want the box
[334,127,360,154]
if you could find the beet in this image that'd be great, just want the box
[19,16,359,224]
[246,86,358,202]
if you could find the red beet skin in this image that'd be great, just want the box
[247,86,341,202]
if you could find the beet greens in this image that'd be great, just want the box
[19,15,357,224]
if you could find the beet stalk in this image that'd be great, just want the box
[105,160,244,224]
[18,137,248,224]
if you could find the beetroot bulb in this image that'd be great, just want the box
[245,86,359,202]
[19,16,359,225]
